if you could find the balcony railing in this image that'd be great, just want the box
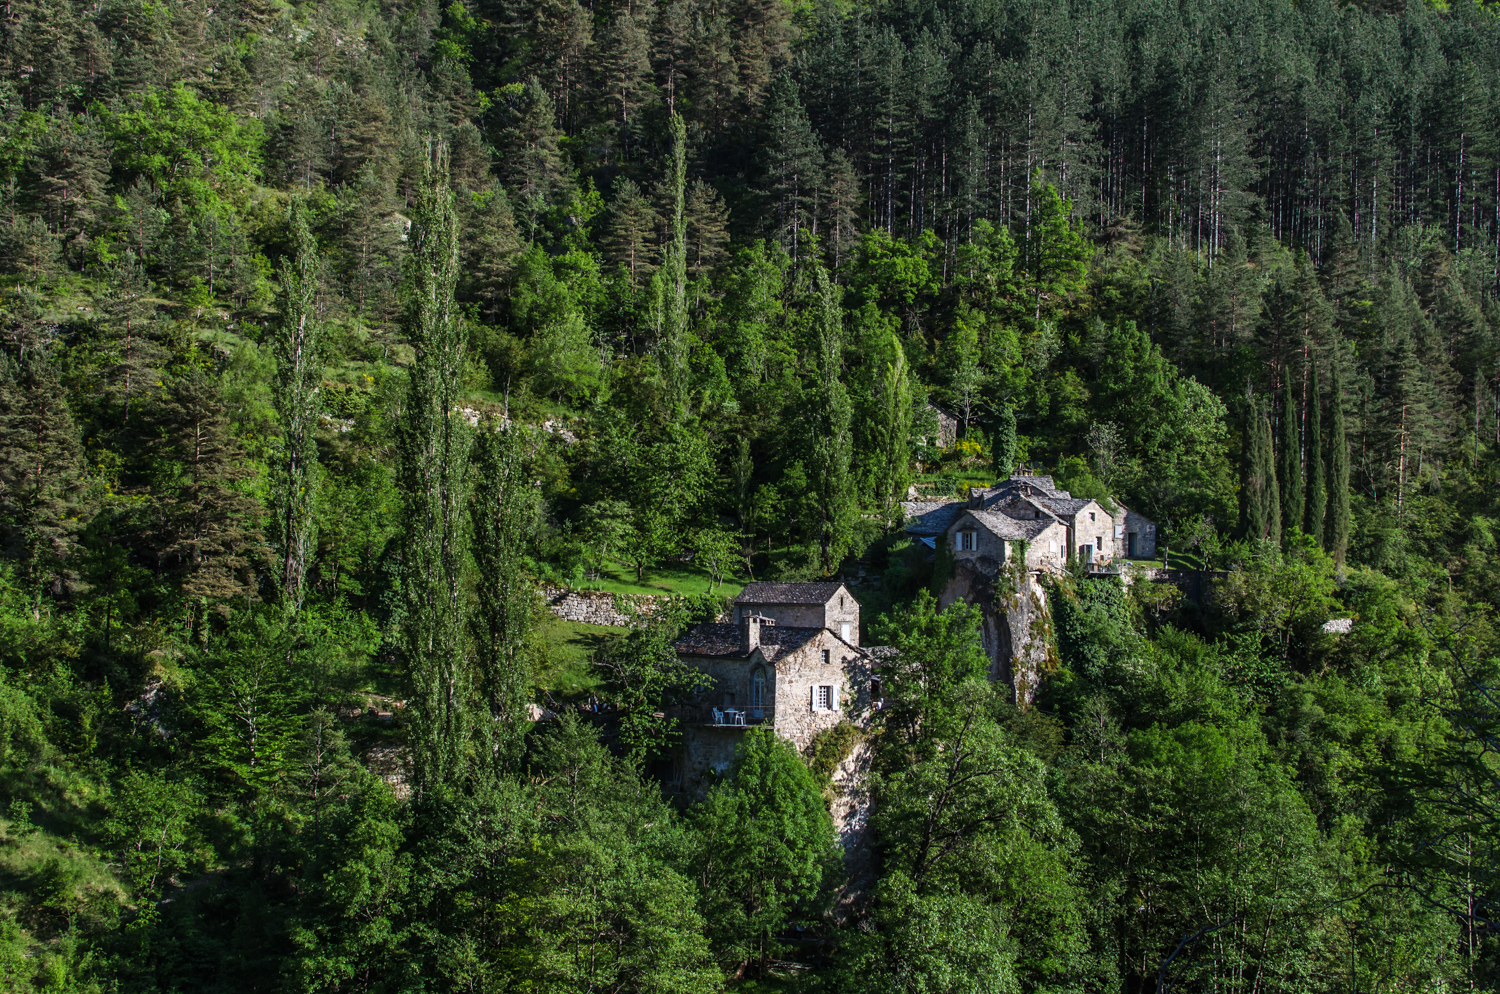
[690,705,774,728]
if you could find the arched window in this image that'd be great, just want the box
[751,667,767,716]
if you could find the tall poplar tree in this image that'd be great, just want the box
[659,113,690,414]
[993,403,1017,480]
[471,420,535,770]
[1279,368,1302,542]
[398,146,473,792]
[1305,364,1325,547]
[1327,358,1351,566]
[270,198,322,613]
[808,265,856,574]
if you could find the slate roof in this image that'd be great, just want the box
[1034,495,1095,518]
[963,509,1055,541]
[900,500,967,536]
[734,581,845,605]
[673,623,826,663]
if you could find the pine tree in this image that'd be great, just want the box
[470,420,535,771]
[684,178,730,278]
[271,199,323,614]
[807,265,856,574]
[398,147,474,792]
[759,76,823,268]
[1279,367,1302,541]
[1305,363,1326,547]
[603,177,660,287]
[153,372,262,615]
[0,354,84,609]
[1327,357,1351,567]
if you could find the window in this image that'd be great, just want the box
[815,685,832,710]
[1097,536,1104,553]
[821,649,831,665]
[751,668,766,709]
[1089,511,1096,522]
[840,622,851,642]
[1048,539,1057,555]
[957,530,976,551]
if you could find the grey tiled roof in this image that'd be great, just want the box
[965,510,1054,541]
[734,581,845,605]
[673,623,825,662]
[1035,496,1094,518]
[901,500,966,536]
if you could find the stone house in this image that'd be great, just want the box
[669,583,872,795]
[901,472,1157,699]
[904,472,1156,568]
[732,581,862,645]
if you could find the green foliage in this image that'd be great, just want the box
[691,728,838,964]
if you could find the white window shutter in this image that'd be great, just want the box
[810,685,816,710]
[832,686,840,711]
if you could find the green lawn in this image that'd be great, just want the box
[567,562,745,600]
[534,618,625,700]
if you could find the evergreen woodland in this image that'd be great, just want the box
[1,0,1500,990]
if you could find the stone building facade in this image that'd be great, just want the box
[669,585,872,795]
[732,581,862,645]
[902,472,1156,701]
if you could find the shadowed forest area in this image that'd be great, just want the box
[0,0,1499,990]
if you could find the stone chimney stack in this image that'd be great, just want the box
[740,614,771,654]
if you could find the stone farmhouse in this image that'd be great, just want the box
[903,471,1157,569]
[668,582,873,794]
[901,472,1157,699]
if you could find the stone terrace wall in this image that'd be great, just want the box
[540,584,734,627]
[539,585,667,627]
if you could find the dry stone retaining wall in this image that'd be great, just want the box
[539,585,667,626]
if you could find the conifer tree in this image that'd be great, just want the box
[470,420,535,770]
[1242,398,1279,544]
[1327,358,1351,566]
[271,198,322,614]
[0,354,84,609]
[1262,406,1281,547]
[808,265,856,574]
[398,146,473,792]
[1279,367,1302,541]
[154,372,262,615]
[1305,363,1326,547]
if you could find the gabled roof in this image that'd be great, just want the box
[963,509,1055,541]
[734,581,845,606]
[674,623,850,663]
[1034,495,1096,519]
[901,500,967,536]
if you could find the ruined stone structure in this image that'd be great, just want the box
[902,472,1155,700]
[668,582,873,795]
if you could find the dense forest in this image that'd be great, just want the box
[1,0,1499,989]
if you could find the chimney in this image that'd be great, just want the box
[741,614,771,654]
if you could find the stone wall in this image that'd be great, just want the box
[539,585,668,627]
